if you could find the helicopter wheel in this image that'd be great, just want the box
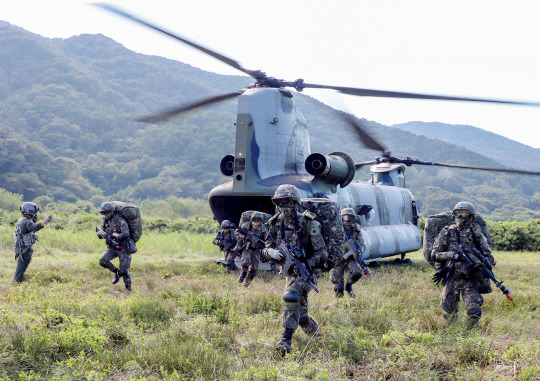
[402,258,413,265]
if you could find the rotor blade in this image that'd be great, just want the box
[341,113,387,153]
[134,90,243,123]
[93,3,258,79]
[302,83,540,107]
[397,158,540,175]
[354,160,378,170]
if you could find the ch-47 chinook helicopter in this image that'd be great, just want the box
[97,4,540,263]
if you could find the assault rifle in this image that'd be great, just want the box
[266,232,319,293]
[433,245,512,301]
[216,231,235,250]
[344,238,371,277]
[96,226,120,249]
[236,226,265,249]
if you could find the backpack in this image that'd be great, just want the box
[423,211,491,268]
[107,201,143,242]
[299,198,346,263]
[239,210,273,226]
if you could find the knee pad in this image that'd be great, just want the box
[99,259,109,268]
[467,307,482,318]
[283,289,300,303]
[118,269,129,277]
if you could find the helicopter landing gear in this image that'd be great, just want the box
[394,254,412,265]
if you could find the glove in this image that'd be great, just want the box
[449,252,461,261]
[266,248,283,261]
[43,215,52,224]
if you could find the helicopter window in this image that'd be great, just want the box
[281,97,293,113]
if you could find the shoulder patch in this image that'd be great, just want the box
[309,225,320,236]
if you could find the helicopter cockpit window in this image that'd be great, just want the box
[281,97,293,113]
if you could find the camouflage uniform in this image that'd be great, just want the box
[13,215,44,283]
[213,228,237,271]
[431,222,494,328]
[235,221,266,286]
[264,188,328,353]
[99,213,133,290]
[330,222,364,298]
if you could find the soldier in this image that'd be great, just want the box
[212,220,237,272]
[431,201,495,329]
[97,202,134,291]
[235,212,267,287]
[330,208,365,298]
[13,202,52,283]
[263,184,328,354]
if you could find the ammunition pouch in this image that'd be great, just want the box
[21,232,38,248]
[474,270,492,294]
[126,238,138,254]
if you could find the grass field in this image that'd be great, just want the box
[0,227,539,380]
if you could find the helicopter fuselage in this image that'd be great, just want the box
[209,87,421,261]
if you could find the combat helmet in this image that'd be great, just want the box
[341,207,356,224]
[452,201,476,217]
[251,211,263,222]
[20,202,39,217]
[221,220,232,229]
[271,184,301,205]
[99,202,115,219]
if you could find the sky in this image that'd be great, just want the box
[2,0,540,148]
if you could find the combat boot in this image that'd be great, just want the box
[112,269,120,284]
[345,283,356,298]
[275,328,294,355]
[334,286,344,298]
[244,271,256,287]
[238,271,247,283]
[125,284,132,291]
[466,307,482,329]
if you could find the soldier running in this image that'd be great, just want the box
[330,207,366,298]
[235,212,266,287]
[263,184,328,354]
[431,201,495,329]
[97,202,135,291]
[213,220,237,272]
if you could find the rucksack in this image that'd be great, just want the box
[108,201,143,242]
[423,211,491,268]
[299,198,346,262]
[239,210,273,226]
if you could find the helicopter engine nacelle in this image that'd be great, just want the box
[220,154,235,176]
[305,151,355,188]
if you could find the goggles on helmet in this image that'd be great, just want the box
[273,198,292,206]
[453,210,470,218]
[342,215,355,222]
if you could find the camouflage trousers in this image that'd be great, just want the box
[13,248,33,283]
[330,257,362,290]
[282,269,321,333]
[223,248,236,262]
[440,277,483,315]
[241,249,260,272]
[99,248,132,287]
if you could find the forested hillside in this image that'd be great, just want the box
[0,21,538,220]
[394,121,539,172]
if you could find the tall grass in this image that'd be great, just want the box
[0,224,539,380]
